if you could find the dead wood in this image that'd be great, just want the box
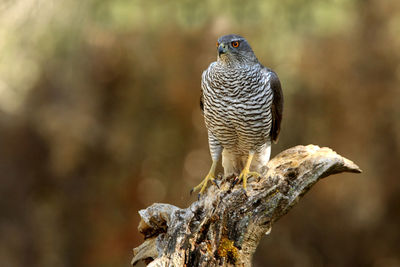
[132,145,361,267]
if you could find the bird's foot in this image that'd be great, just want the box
[190,172,216,198]
[191,160,218,198]
[237,168,261,191]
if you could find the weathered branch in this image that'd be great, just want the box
[132,145,361,266]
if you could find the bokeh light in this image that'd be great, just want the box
[0,0,399,266]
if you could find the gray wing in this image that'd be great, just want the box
[265,68,283,143]
[200,90,204,112]
[200,70,206,113]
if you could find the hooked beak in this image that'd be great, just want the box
[218,43,228,55]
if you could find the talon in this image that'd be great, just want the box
[191,172,215,195]
[210,178,220,189]
[243,189,248,197]
[191,160,218,196]
[236,153,260,191]
[232,177,239,186]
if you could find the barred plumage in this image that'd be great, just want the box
[192,34,283,195]
[203,63,273,154]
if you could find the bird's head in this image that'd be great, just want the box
[216,34,258,66]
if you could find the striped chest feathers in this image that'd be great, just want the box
[202,63,274,150]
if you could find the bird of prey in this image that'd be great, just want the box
[192,34,283,195]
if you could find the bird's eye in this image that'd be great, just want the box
[231,41,240,48]
[216,42,219,47]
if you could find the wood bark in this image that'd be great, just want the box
[131,145,361,267]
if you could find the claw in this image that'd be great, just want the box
[210,177,220,189]
[191,172,215,195]
[191,160,218,196]
[237,169,261,191]
[236,152,260,191]
[232,177,239,186]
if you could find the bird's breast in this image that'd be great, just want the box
[202,65,273,153]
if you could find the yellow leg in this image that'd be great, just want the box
[237,153,261,191]
[191,160,218,195]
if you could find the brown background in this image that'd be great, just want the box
[0,0,399,266]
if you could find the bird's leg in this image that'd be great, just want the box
[191,160,218,196]
[191,131,221,197]
[237,152,261,191]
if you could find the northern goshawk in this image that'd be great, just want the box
[192,34,284,195]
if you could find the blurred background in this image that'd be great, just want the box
[0,0,399,266]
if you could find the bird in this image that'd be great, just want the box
[192,34,283,195]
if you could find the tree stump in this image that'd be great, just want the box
[131,145,361,266]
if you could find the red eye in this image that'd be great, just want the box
[231,41,239,48]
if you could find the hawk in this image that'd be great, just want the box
[192,34,283,195]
